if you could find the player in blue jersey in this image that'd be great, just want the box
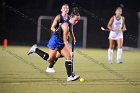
[28,7,80,81]
[46,4,76,73]
[51,4,70,32]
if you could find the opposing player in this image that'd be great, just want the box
[107,7,126,64]
[28,7,80,81]
[46,4,76,73]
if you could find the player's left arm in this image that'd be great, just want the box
[51,15,60,32]
[122,16,127,32]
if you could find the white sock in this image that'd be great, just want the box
[108,49,113,61]
[117,48,122,61]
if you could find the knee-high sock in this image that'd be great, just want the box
[65,60,72,77]
[49,55,64,68]
[49,58,58,68]
[35,48,49,61]
[117,48,122,61]
[108,49,113,61]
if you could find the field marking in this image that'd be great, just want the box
[0,79,140,86]
[3,49,69,86]
[1,48,139,86]
[75,49,137,86]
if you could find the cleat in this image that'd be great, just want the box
[67,75,80,81]
[72,72,75,77]
[116,59,123,64]
[27,44,37,55]
[46,67,55,73]
[108,60,112,64]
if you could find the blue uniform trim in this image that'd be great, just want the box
[60,14,70,23]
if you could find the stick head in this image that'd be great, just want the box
[101,27,105,31]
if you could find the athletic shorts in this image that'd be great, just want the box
[47,34,64,50]
[108,31,123,40]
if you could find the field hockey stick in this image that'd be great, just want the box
[101,27,110,31]
[71,41,75,75]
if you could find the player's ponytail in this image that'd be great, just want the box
[71,7,80,17]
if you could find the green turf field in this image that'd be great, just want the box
[0,46,140,93]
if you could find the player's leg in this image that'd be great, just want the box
[44,48,58,73]
[68,43,74,74]
[108,39,115,64]
[48,52,61,68]
[28,44,57,63]
[46,52,61,73]
[28,44,49,61]
[47,48,58,63]
[59,46,80,81]
[47,43,71,73]
[116,38,123,64]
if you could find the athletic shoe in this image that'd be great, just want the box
[108,60,112,64]
[72,72,75,77]
[67,75,80,81]
[27,44,37,55]
[46,67,55,73]
[116,59,122,64]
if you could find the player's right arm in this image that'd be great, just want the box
[107,16,114,31]
[122,16,127,32]
[61,23,72,52]
[50,15,60,32]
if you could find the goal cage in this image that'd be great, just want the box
[37,16,87,48]
[138,12,140,48]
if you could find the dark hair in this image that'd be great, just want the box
[71,7,80,17]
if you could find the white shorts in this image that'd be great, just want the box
[108,31,123,40]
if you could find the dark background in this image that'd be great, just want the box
[0,0,139,48]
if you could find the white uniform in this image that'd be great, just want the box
[108,16,123,40]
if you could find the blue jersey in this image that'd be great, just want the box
[55,14,70,29]
[37,14,71,49]
[48,20,72,50]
